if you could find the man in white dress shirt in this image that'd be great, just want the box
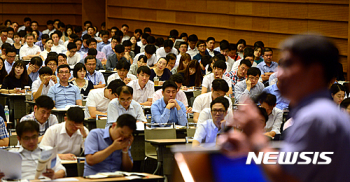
[186,34,199,58]
[127,66,154,106]
[107,60,137,85]
[156,39,178,60]
[258,93,283,138]
[20,33,41,60]
[133,45,157,67]
[32,67,57,100]
[41,107,89,160]
[50,31,66,53]
[202,60,232,95]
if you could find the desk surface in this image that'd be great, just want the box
[61,159,85,165]
[145,139,188,145]
[30,174,164,181]
[0,93,25,97]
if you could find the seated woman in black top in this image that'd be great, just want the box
[179,60,203,87]
[1,60,32,93]
[70,63,94,96]
[150,57,172,82]
[0,57,8,84]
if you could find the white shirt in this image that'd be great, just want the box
[20,112,58,136]
[127,79,154,103]
[32,79,56,96]
[226,56,234,73]
[175,54,182,68]
[51,44,66,53]
[202,73,232,92]
[197,108,234,125]
[134,52,157,67]
[137,41,146,53]
[85,88,111,118]
[67,53,81,69]
[192,92,233,113]
[193,118,221,145]
[156,47,178,60]
[10,145,66,180]
[186,47,199,58]
[107,73,137,85]
[264,107,283,134]
[106,99,146,126]
[42,28,56,36]
[19,44,41,60]
[231,58,258,72]
[0,38,14,47]
[40,122,89,156]
[122,35,130,43]
[40,50,52,63]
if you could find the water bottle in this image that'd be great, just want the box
[4,105,9,123]
[25,86,32,101]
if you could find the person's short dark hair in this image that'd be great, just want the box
[51,30,62,38]
[166,53,176,62]
[116,85,133,96]
[201,55,212,67]
[122,40,132,47]
[6,46,16,54]
[82,34,91,40]
[180,33,188,39]
[214,54,226,62]
[179,42,188,48]
[213,60,227,70]
[240,59,252,68]
[210,96,229,111]
[84,55,96,64]
[74,38,82,44]
[263,47,273,55]
[100,30,110,36]
[121,24,129,29]
[41,34,49,40]
[254,41,265,48]
[74,26,82,33]
[281,34,339,83]
[18,30,26,38]
[114,44,125,53]
[0,29,8,34]
[16,120,39,138]
[137,66,151,75]
[47,20,54,25]
[86,38,97,46]
[144,27,151,33]
[163,39,173,48]
[30,57,43,67]
[258,107,268,123]
[115,30,124,38]
[57,64,70,73]
[229,43,237,51]
[138,55,147,63]
[170,29,179,38]
[196,40,205,48]
[237,39,246,46]
[45,56,58,66]
[57,53,67,60]
[188,34,198,42]
[116,114,137,131]
[340,98,350,110]
[1,43,11,50]
[25,33,35,39]
[141,33,149,40]
[107,79,126,94]
[243,47,254,58]
[67,107,84,124]
[162,80,177,91]
[84,21,92,26]
[212,79,229,92]
[58,22,65,28]
[38,66,53,76]
[259,92,277,107]
[145,45,156,55]
[330,83,346,95]
[24,17,31,22]
[170,73,184,84]
[67,42,77,50]
[73,63,86,78]
[111,35,121,43]
[35,95,55,110]
[111,26,118,31]
[146,36,155,44]
[87,48,97,56]
[206,37,215,42]
[155,38,164,47]
[25,27,33,33]
[220,41,230,50]
[135,29,142,34]
[116,60,130,71]
[247,67,261,77]
[69,34,78,40]
[6,27,14,33]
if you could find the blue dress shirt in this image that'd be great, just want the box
[47,83,82,109]
[257,61,278,75]
[85,70,106,85]
[97,41,110,52]
[84,127,132,176]
[26,64,40,82]
[151,98,188,126]
[80,46,89,54]
[101,44,114,58]
[106,99,146,127]
[262,83,290,110]
[35,41,45,51]
[4,60,14,74]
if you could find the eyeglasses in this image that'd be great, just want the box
[211,109,225,114]
[48,63,57,66]
[119,98,132,103]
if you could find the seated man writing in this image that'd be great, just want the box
[193,96,229,147]
[41,107,89,160]
[258,93,283,138]
[84,114,136,176]
[151,80,188,126]
[20,95,58,142]
[0,121,66,180]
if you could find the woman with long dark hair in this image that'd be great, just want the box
[179,60,203,87]
[1,60,32,93]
